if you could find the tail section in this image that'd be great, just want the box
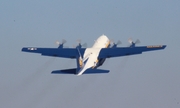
[75,47,90,74]
[75,47,84,74]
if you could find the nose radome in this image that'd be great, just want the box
[100,34,109,40]
[101,34,107,37]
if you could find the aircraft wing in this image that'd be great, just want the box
[99,45,166,58]
[21,47,85,58]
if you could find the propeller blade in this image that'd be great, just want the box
[81,43,87,48]
[128,38,140,47]
[62,39,67,44]
[77,39,81,44]
[116,40,122,45]
[110,40,122,48]
[75,39,88,48]
[128,38,133,44]
[110,39,114,44]
[55,39,67,45]
[55,41,60,45]
[135,39,140,44]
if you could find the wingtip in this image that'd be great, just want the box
[163,45,167,49]
[21,47,26,52]
[21,47,29,52]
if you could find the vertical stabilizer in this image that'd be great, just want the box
[75,48,84,74]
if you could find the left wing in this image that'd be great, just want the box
[98,45,166,58]
[22,47,86,58]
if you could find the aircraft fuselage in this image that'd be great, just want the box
[77,35,110,75]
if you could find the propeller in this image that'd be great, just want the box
[110,40,122,48]
[128,38,140,47]
[56,39,67,48]
[75,39,87,48]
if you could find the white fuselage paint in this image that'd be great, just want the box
[77,35,110,76]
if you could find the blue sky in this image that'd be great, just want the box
[0,0,180,108]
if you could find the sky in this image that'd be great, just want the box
[0,0,180,108]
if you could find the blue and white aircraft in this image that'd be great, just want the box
[22,35,166,76]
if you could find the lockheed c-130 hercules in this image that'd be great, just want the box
[22,35,166,76]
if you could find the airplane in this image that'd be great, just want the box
[22,35,166,76]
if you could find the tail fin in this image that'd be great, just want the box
[76,56,83,71]
[75,47,84,73]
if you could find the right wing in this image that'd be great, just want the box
[98,45,166,58]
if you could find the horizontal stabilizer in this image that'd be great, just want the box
[51,68,109,75]
[51,68,76,74]
[83,69,110,74]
